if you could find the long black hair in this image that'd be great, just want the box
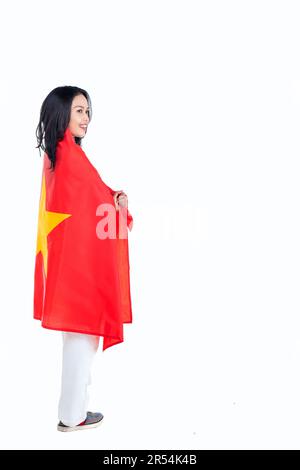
[35,86,93,171]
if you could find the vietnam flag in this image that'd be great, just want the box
[33,127,133,351]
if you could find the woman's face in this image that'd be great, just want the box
[68,94,90,139]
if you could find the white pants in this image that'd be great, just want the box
[57,332,100,427]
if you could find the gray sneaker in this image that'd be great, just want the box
[57,411,104,432]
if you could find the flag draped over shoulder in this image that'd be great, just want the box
[33,127,133,351]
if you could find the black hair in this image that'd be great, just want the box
[35,86,92,171]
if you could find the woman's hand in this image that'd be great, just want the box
[113,190,128,211]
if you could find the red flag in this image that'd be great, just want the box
[33,127,133,351]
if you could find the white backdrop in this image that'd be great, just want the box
[0,0,300,450]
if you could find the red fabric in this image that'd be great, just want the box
[33,127,133,351]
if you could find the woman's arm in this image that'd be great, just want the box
[106,185,133,231]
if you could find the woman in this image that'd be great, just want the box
[33,86,133,432]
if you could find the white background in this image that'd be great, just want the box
[0,0,300,450]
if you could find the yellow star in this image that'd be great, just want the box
[36,173,72,277]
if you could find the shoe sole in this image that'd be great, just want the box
[57,417,104,432]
